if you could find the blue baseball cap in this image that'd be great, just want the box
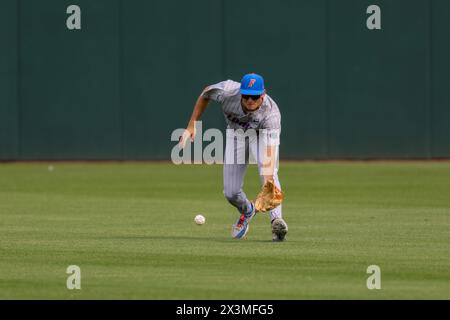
[240,73,265,95]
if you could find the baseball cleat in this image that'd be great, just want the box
[271,218,288,242]
[231,202,256,239]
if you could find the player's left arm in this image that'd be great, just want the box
[261,144,277,183]
[255,143,283,213]
[260,106,281,183]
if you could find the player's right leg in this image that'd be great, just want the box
[224,159,256,239]
[223,131,255,239]
[223,163,252,214]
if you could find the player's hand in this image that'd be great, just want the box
[178,124,196,148]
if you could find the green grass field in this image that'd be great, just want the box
[0,161,449,299]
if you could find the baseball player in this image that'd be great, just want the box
[179,73,288,241]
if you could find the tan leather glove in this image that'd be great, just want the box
[254,180,284,212]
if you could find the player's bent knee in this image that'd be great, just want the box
[223,189,242,203]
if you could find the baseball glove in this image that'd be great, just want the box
[254,180,284,212]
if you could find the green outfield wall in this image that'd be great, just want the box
[0,0,449,160]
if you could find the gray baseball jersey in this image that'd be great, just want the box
[201,80,282,134]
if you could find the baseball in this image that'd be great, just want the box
[194,214,206,225]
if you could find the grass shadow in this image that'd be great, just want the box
[96,235,295,244]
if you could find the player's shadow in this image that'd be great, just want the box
[102,235,233,243]
[103,235,279,243]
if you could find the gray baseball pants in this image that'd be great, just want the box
[223,129,282,222]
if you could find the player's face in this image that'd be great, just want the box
[241,94,264,112]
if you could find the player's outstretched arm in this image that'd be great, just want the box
[261,145,277,183]
[179,92,210,148]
